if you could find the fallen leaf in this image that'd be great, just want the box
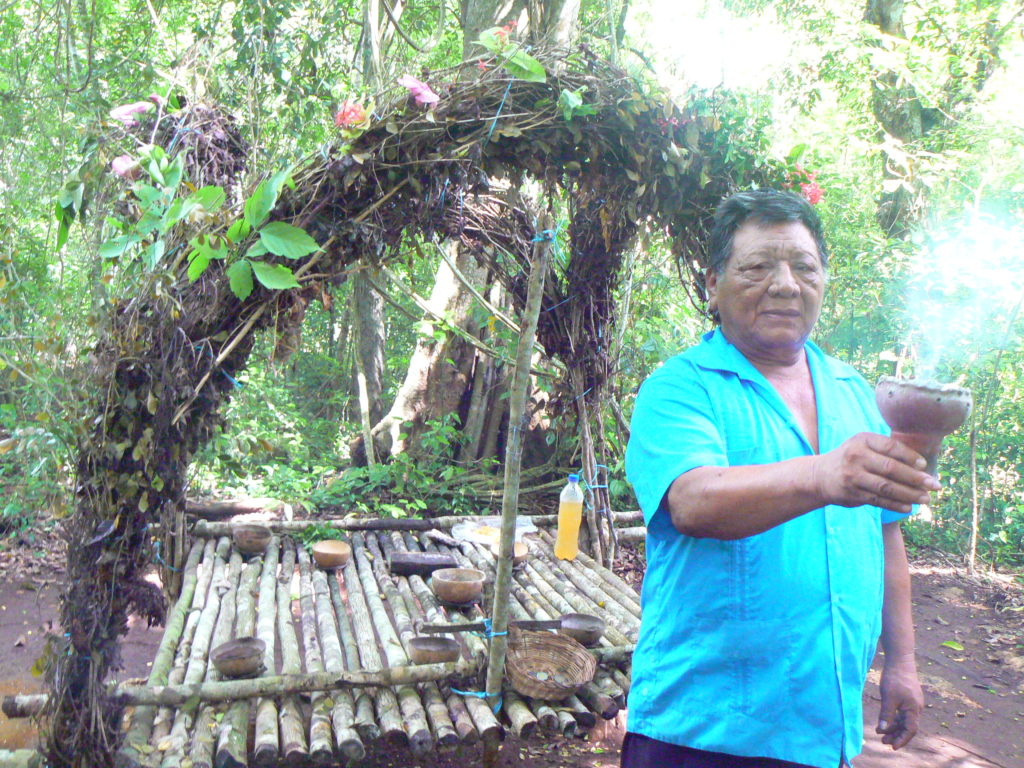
[942,640,965,652]
[14,634,26,647]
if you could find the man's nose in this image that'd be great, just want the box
[767,262,800,295]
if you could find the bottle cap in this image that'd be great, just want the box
[568,473,579,483]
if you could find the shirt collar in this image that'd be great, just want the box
[691,328,856,382]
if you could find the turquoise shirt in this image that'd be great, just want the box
[625,329,906,768]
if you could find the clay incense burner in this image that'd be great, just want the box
[875,377,973,474]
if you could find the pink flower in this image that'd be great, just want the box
[109,101,153,127]
[801,181,823,205]
[476,60,489,72]
[398,75,440,106]
[334,100,368,128]
[111,155,140,179]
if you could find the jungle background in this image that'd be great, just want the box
[3,0,1023,576]
[0,0,1023,763]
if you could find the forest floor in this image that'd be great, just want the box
[0,528,1022,768]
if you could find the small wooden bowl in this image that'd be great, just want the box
[211,637,266,678]
[489,540,528,566]
[431,568,485,604]
[408,636,460,665]
[559,613,605,647]
[312,539,352,569]
[233,524,272,556]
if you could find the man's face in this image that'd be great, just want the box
[706,219,826,364]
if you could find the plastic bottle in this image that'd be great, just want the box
[554,473,585,561]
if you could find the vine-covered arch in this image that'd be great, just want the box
[50,48,781,765]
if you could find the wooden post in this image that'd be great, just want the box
[484,215,554,746]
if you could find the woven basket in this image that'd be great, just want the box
[506,627,596,700]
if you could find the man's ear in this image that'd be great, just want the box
[705,269,718,315]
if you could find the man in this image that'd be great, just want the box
[623,190,931,768]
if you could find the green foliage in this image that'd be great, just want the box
[312,415,486,518]
[475,28,547,82]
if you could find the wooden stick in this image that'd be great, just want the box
[215,558,261,768]
[402,534,502,746]
[564,694,597,729]
[528,541,639,639]
[350,533,433,755]
[327,568,380,742]
[556,708,576,738]
[576,681,619,720]
[610,666,631,697]
[615,526,646,543]
[311,559,365,760]
[537,528,642,613]
[149,539,220,755]
[116,540,205,767]
[160,537,231,768]
[524,555,632,646]
[295,544,336,763]
[535,529,641,617]
[364,534,457,748]
[252,537,282,768]
[190,550,243,768]
[107,661,482,708]
[339,542,408,745]
[193,510,642,537]
[503,690,537,738]
[274,538,308,766]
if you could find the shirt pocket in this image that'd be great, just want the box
[688,617,796,719]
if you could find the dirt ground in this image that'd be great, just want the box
[1,530,1021,768]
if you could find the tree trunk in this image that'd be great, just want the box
[355,244,487,462]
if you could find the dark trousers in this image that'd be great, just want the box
[621,732,831,768]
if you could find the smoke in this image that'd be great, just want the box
[905,217,1024,382]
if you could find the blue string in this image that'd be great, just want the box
[531,229,556,242]
[542,296,571,313]
[451,688,503,714]
[153,540,180,572]
[194,343,244,390]
[485,80,514,143]
[470,618,508,639]
[439,178,450,210]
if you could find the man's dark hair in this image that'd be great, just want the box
[708,189,829,274]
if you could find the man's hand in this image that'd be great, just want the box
[812,433,940,514]
[877,654,924,750]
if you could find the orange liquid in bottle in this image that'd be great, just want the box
[554,499,584,560]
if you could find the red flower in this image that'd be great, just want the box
[476,60,489,71]
[334,100,368,128]
[800,181,823,205]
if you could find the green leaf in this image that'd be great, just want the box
[243,168,291,228]
[187,250,211,282]
[246,240,268,258]
[190,185,226,212]
[251,260,300,291]
[503,50,546,83]
[143,239,165,269]
[474,28,503,54]
[559,88,584,120]
[163,156,185,192]
[99,234,139,260]
[225,218,251,244]
[787,143,808,164]
[941,640,964,652]
[259,221,320,259]
[226,259,254,300]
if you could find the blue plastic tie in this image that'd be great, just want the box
[485,80,515,143]
[153,540,180,572]
[451,688,503,714]
[194,342,244,389]
[542,296,571,313]
[470,618,508,639]
[531,229,556,242]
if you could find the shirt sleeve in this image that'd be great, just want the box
[625,361,728,526]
